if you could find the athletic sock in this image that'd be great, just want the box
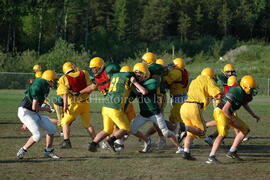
[209,152,215,157]
[22,146,28,151]
[184,148,190,153]
[229,146,237,152]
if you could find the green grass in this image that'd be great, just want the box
[0,90,270,179]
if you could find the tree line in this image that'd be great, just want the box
[0,0,270,63]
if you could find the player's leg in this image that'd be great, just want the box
[206,108,228,163]
[60,113,76,148]
[226,115,250,160]
[180,103,198,160]
[89,107,113,152]
[81,102,96,140]
[151,114,183,153]
[131,115,153,152]
[39,114,59,159]
[17,107,43,159]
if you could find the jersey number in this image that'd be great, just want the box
[109,77,119,92]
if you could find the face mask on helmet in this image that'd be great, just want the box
[134,71,145,82]
[250,87,258,96]
[91,67,103,76]
[225,70,236,77]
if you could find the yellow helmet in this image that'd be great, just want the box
[120,65,132,72]
[156,59,167,66]
[201,67,215,78]
[33,64,41,72]
[227,76,237,86]
[173,58,185,69]
[42,70,57,81]
[223,64,235,72]
[133,63,150,81]
[62,62,75,74]
[142,52,156,65]
[35,71,43,78]
[89,57,104,68]
[240,75,256,94]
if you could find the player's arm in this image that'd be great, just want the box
[79,84,97,94]
[32,99,52,112]
[243,104,260,122]
[130,77,148,95]
[62,94,68,113]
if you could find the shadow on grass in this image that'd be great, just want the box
[0,154,177,164]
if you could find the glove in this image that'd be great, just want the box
[69,90,80,96]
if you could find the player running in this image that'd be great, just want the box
[206,75,260,163]
[180,67,222,160]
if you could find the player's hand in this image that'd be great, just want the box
[69,90,80,96]
[130,76,137,84]
[20,124,28,131]
[253,115,260,122]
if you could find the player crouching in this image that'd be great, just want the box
[16,70,60,159]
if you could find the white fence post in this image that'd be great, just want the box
[267,77,270,95]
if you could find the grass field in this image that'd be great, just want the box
[0,90,270,180]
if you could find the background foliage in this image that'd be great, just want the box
[0,0,270,74]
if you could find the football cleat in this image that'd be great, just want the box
[114,143,125,152]
[182,152,196,160]
[176,146,184,154]
[61,139,72,149]
[139,138,153,153]
[242,136,250,142]
[44,149,60,159]
[17,147,27,159]
[206,155,220,164]
[226,151,243,161]
[88,142,97,152]
[104,140,117,153]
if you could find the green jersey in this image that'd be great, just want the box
[137,78,160,117]
[104,72,133,110]
[149,63,166,94]
[216,74,228,90]
[20,78,50,111]
[218,86,252,113]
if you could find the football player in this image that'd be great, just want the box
[130,63,183,153]
[16,70,60,159]
[206,75,260,163]
[180,67,222,160]
[57,62,96,148]
[88,64,138,152]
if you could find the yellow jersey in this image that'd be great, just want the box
[186,75,221,111]
[164,69,186,95]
